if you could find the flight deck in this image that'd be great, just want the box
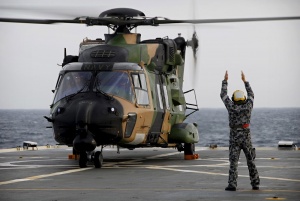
[0,146,299,201]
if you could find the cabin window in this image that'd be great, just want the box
[156,84,163,109]
[140,74,147,90]
[163,85,170,110]
[132,73,149,105]
[53,71,92,103]
[94,71,134,102]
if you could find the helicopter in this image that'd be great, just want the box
[0,8,299,168]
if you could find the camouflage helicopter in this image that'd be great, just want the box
[1,8,299,168]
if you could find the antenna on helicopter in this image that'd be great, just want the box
[64,48,67,59]
[62,47,78,67]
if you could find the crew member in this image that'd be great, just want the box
[220,70,260,191]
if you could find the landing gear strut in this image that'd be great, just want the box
[176,143,196,154]
[79,152,88,168]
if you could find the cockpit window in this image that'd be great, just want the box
[132,73,149,105]
[94,71,134,102]
[53,71,92,103]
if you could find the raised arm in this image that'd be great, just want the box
[221,71,230,104]
[241,71,254,103]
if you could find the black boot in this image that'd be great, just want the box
[225,186,236,191]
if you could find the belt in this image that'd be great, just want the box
[230,124,250,129]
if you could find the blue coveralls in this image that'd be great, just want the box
[220,80,260,188]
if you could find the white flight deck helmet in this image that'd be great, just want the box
[232,90,246,104]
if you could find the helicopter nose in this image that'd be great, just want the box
[71,97,123,152]
[72,101,100,153]
[73,99,121,125]
[52,94,124,148]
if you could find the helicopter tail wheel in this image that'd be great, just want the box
[184,143,199,160]
[94,151,103,168]
[79,152,88,168]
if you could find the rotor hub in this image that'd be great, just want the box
[99,8,145,18]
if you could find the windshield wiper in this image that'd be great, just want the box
[66,80,90,102]
[95,80,113,100]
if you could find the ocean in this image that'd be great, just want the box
[0,108,299,149]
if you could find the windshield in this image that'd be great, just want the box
[54,72,92,103]
[94,71,134,102]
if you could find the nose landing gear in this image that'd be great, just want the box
[79,151,88,168]
[76,147,104,168]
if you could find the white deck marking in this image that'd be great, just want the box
[1,147,299,186]
[147,166,300,182]
[0,168,93,185]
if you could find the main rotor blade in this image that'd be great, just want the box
[0,5,105,18]
[0,17,85,24]
[0,16,149,26]
[1,15,299,26]
[154,16,300,25]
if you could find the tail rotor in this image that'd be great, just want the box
[186,28,199,89]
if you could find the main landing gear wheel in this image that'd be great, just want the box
[184,143,199,160]
[79,152,88,168]
[94,151,103,168]
[184,143,195,155]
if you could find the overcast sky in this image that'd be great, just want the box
[0,0,300,109]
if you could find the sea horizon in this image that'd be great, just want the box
[0,108,299,149]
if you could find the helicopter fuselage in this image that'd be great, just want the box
[49,33,199,154]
